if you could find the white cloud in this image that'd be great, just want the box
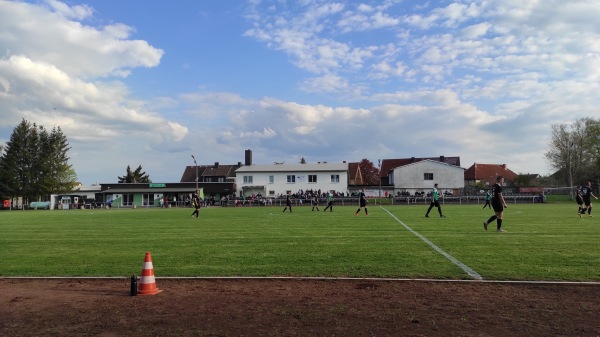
[43,0,93,20]
[300,73,349,93]
[0,1,188,183]
[460,22,491,39]
[0,1,163,78]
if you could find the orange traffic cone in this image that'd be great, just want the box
[137,252,162,295]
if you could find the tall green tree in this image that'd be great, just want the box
[118,165,151,183]
[0,119,36,202]
[42,127,77,195]
[0,119,76,203]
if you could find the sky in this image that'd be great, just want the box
[1,0,599,185]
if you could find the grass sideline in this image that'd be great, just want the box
[0,203,598,281]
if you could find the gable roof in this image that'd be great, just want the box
[348,162,364,185]
[235,162,348,173]
[395,159,465,171]
[381,156,461,177]
[180,164,239,182]
[464,163,518,181]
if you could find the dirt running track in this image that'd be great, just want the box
[1,278,599,337]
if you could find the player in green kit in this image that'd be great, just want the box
[323,192,334,212]
[425,183,445,218]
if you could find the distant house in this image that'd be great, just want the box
[388,159,464,195]
[464,163,518,187]
[234,162,349,197]
[180,161,238,197]
[380,156,461,186]
[180,149,256,197]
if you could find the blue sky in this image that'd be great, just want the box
[1,0,599,185]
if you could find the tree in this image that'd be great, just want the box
[545,118,600,187]
[513,174,535,187]
[358,158,380,185]
[118,165,151,183]
[0,119,36,202]
[0,119,77,203]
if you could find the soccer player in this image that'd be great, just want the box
[483,176,508,232]
[323,192,334,212]
[576,185,585,218]
[283,194,292,213]
[355,189,368,216]
[311,195,320,211]
[425,183,445,218]
[190,194,201,218]
[483,190,491,209]
[581,181,598,217]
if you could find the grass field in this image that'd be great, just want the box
[1,203,599,281]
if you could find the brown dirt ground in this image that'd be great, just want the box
[1,278,599,337]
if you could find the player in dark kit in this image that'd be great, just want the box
[483,176,508,232]
[580,181,598,217]
[283,194,292,213]
[311,195,320,211]
[191,194,201,218]
[576,186,585,218]
[355,189,368,216]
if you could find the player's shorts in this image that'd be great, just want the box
[492,201,504,213]
[430,200,440,208]
[583,198,592,207]
[576,195,584,205]
[360,200,367,207]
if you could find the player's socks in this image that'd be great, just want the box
[496,218,503,230]
[486,215,497,224]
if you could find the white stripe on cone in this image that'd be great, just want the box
[140,275,155,284]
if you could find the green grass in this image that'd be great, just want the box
[0,203,598,281]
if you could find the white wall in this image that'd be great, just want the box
[392,160,464,193]
[236,167,348,197]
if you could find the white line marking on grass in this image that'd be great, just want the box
[4,276,600,285]
[380,206,483,280]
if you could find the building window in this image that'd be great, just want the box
[287,175,295,183]
[308,175,317,183]
[330,174,340,183]
[243,176,253,184]
[142,193,155,207]
[424,173,434,180]
[218,177,224,182]
[269,190,275,196]
[269,175,274,183]
[122,194,134,206]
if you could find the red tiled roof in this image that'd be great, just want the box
[348,162,364,185]
[464,163,518,182]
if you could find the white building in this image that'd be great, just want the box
[390,159,464,195]
[235,163,349,197]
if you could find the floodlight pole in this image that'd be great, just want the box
[378,159,382,203]
[191,154,198,194]
[568,137,574,200]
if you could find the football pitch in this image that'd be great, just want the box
[1,203,598,281]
